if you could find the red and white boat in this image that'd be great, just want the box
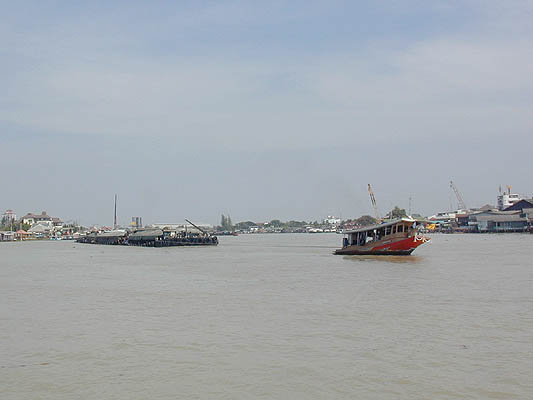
[335,218,429,255]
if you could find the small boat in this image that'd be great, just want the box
[335,218,429,255]
[215,231,238,236]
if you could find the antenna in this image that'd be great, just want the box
[114,194,117,230]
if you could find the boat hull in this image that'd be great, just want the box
[335,248,415,256]
[334,235,429,256]
[76,234,218,247]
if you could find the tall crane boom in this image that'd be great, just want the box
[367,184,381,222]
[449,180,467,210]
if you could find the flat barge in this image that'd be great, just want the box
[77,225,218,248]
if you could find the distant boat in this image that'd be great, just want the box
[335,218,429,255]
[215,231,238,236]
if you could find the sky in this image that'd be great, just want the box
[1,0,532,226]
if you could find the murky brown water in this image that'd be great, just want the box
[1,234,532,399]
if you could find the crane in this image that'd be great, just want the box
[367,184,381,223]
[449,180,467,210]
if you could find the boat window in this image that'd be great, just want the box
[385,226,391,235]
[392,225,396,234]
[397,225,403,233]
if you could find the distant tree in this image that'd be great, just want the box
[287,220,307,227]
[269,219,282,227]
[220,214,233,231]
[355,215,377,226]
[1,217,22,230]
[387,206,407,219]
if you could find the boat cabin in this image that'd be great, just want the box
[341,218,416,248]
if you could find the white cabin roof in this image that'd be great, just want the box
[342,218,416,234]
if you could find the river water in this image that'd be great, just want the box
[1,234,532,399]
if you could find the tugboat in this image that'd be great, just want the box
[335,217,429,255]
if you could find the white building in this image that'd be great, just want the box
[428,211,459,222]
[21,211,52,225]
[0,231,15,241]
[323,215,341,226]
[21,211,62,226]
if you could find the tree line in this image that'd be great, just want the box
[216,206,414,231]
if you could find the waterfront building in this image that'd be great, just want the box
[428,211,460,224]
[502,198,533,212]
[28,222,53,236]
[468,210,530,232]
[0,231,15,241]
[15,230,30,240]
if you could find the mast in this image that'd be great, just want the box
[114,194,117,230]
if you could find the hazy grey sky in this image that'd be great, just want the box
[1,1,532,225]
